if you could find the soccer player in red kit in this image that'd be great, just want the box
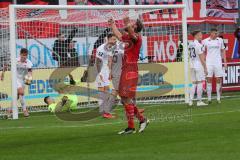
[109,17,149,134]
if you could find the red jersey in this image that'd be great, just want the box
[122,33,142,67]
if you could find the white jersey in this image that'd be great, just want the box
[188,40,204,69]
[203,37,225,67]
[111,41,124,77]
[16,57,33,80]
[96,43,111,75]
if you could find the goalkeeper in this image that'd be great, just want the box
[44,95,78,112]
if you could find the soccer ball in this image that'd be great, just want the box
[24,75,32,85]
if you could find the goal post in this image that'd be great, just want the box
[7,4,189,120]
[182,5,189,104]
[9,5,18,120]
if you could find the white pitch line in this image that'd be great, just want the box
[8,95,240,119]
[1,109,240,130]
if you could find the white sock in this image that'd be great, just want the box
[98,92,104,113]
[207,83,212,101]
[98,91,108,113]
[105,94,116,113]
[197,83,203,102]
[19,95,26,111]
[216,83,221,101]
[190,84,197,101]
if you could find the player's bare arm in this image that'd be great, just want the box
[108,55,113,80]
[96,57,102,74]
[96,57,104,82]
[199,53,208,75]
[108,18,122,40]
[221,49,227,69]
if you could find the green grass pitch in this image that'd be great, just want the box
[0,97,240,160]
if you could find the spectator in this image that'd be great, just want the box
[0,61,8,101]
[234,26,240,57]
[176,36,183,62]
[0,62,5,81]
[66,40,79,85]
[53,27,78,67]
[53,28,78,85]
[66,40,79,67]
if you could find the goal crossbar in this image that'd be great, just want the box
[9,4,186,10]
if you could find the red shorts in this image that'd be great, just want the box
[119,65,138,98]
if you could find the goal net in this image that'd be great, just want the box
[1,5,188,119]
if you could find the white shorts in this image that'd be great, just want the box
[190,68,205,82]
[96,73,110,88]
[112,75,120,90]
[17,79,25,89]
[207,65,224,78]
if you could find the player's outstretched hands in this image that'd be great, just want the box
[123,16,130,25]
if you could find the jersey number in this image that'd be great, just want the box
[112,50,118,63]
[113,55,118,63]
[189,47,196,58]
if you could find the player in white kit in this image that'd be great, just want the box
[16,48,33,117]
[203,28,227,104]
[105,40,124,112]
[188,30,208,106]
[95,34,117,118]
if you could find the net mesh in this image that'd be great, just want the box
[0,6,186,114]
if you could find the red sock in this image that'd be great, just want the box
[124,104,135,129]
[134,105,145,122]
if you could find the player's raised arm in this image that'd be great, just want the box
[108,18,122,40]
[93,28,110,49]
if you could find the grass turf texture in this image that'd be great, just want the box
[0,97,240,160]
